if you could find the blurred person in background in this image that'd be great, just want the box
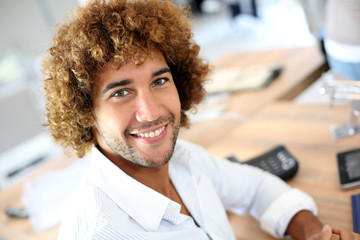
[324,0,360,80]
[298,0,327,59]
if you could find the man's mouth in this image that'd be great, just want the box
[131,125,166,139]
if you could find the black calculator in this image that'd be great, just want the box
[337,148,360,189]
[226,145,299,180]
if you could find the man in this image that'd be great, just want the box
[41,0,359,239]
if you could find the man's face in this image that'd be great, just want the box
[92,50,181,168]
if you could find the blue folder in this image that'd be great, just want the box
[352,193,360,233]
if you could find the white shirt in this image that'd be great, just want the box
[325,38,360,63]
[58,140,317,240]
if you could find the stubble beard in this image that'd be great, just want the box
[100,114,180,168]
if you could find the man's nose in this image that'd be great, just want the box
[135,91,165,122]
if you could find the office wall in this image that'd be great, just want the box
[0,0,78,56]
[0,0,79,154]
[0,86,44,154]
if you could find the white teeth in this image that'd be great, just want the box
[136,126,165,138]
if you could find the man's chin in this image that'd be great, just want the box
[122,118,179,168]
[129,149,173,168]
[134,158,170,168]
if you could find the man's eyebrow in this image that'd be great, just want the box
[101,68,171,95]
[153,68,171,77]
[102,79,131,96]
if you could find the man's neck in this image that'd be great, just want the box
[122,163,172,197]
[108,153,192,216]
[102,151,171,197]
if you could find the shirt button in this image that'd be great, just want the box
[168,206,177,214]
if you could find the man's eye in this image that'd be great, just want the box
[111,89,129,97]
[153,78,168,86]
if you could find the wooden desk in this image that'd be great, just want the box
[207,101,360,240]
[213,46,327,106]
[0,154,78,240]
[180,45,327,147]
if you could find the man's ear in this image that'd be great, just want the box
[91,110,98,127]
[90,112,100,138]
[92,111,106,137]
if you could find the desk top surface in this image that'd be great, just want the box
[180,45,327,147]
[207,101,360,240]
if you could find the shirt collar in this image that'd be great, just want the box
[87,147,180,231]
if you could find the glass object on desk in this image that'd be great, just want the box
[320,70,360,140]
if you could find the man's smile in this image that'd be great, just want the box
[132,125,166,138]
[127,115,173,145]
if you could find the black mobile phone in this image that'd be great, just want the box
[337,148,360,189]
[226,145,299,180]
[5,206,29,219]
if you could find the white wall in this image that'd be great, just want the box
[0,0,79,164]
[0,0,79,56]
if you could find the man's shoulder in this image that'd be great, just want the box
[58,180,116,238]
[58,178,152,239]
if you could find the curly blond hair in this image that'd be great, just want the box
[42,0,210,157]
